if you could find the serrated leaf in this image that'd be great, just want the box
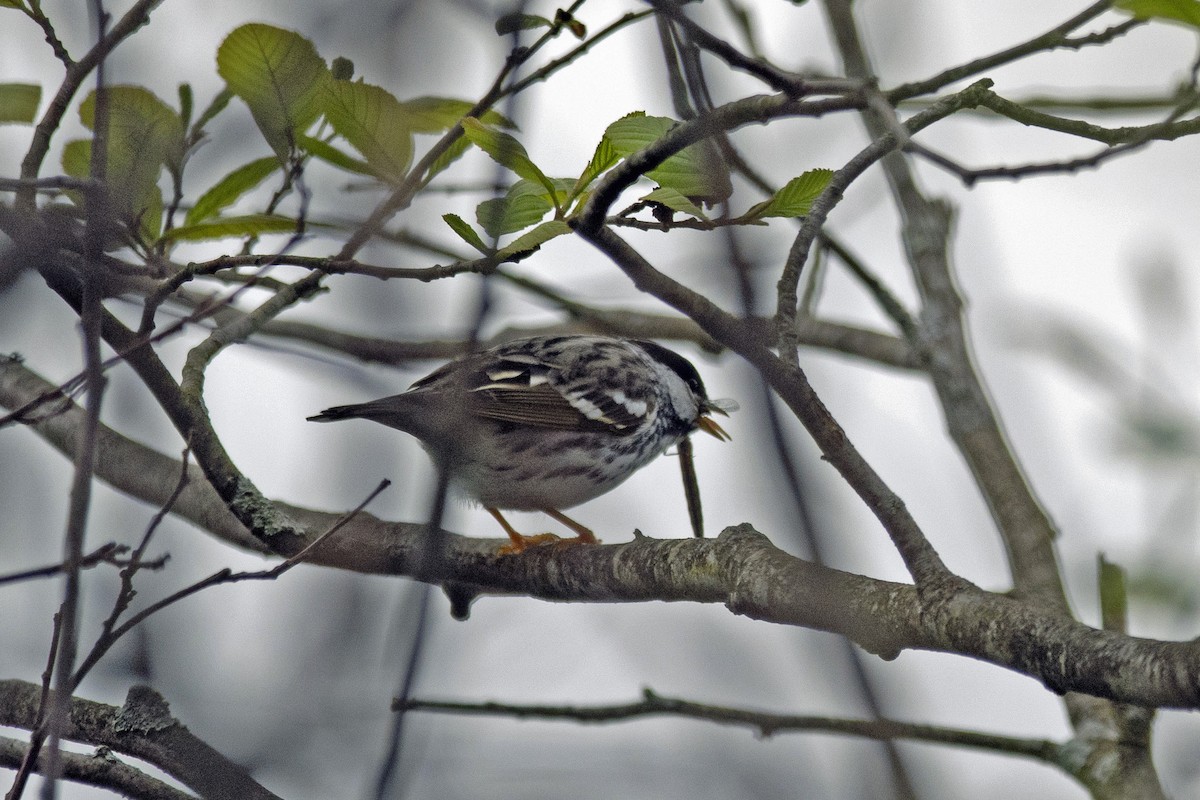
[495,12,552,35]
[443,213,490,255]
[400,96,513,133]
[217,23,329,160]
[1116,0,1200,27]
[185,156,280,226]
[476,182,555,238]
[495,219,571,260]
[642,186,709,221]
[743,168,833,220]
[604,112,732,203]
[323,80,414,183]
[0,83,40,124]
[296,134,375,176]
[73,86,183,239]
[159,213,300,242]
[461,117,555,196]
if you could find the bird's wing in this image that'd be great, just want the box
[468,354,650,433]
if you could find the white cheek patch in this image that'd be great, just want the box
[665,378,698,421]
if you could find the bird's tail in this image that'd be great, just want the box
[307,396,409,424]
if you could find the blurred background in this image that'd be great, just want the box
[3,1,1200,798]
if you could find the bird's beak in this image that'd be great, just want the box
[697,403,731,441]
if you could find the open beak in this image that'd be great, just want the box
[696,403,731,441]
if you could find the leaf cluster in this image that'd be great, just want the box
[3,21,829,261]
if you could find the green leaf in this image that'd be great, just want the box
[424,137,473,183]
[476,180,556,238]
[191,87,235,138]
[0,0,26,9]
[1116,0,1200,27]
[743,168,833,220]
[461,117,555,196]
[61,139,91,179]
[323,80,414,182]
[159,213,300,242]
[216,23,329,160]
[401,96,513,133]
[296,134,375,176]
[72,86,184,239]
[495,220,571,260]
[443,213,490,255]
[604,112,732,203]
[0,83,40,124]
[495,13,553,35]
[185,156,280,226]
[572,133,620,200]
[641,186,709,221]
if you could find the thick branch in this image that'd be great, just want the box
[0,681,281,800]
[6,355,1200,708]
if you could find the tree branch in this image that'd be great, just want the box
[822,0,1066,607]
[0,681,281,800]
[6,355,1200,708]
[398,687,1063,763]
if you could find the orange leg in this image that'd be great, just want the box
[489,507,601,554]
[488,508,562,554]
[542,509,599,544]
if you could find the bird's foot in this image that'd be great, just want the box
[497,532,603,555]
[497,532,562,555]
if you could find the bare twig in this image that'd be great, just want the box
[397,687,1062,763]
[88,478,390,658]
[887,2,1135,103]
[773,80,993,366]
[0,543,128,588]
[0,736,195,800]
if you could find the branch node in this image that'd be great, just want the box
[113,685,175,735]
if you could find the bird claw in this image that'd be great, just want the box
[497,532,602,555]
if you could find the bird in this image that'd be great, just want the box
[308,334,732,553]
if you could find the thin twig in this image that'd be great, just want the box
[397,688,1063,763]
[0,544,128,588]
[887,2,1133,103]
[773,80,993,366]
[97,478,390,649]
